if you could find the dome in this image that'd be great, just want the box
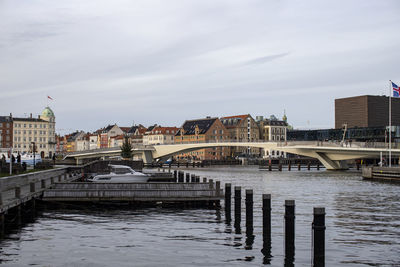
[42,106,55,118]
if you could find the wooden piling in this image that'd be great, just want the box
[312,207,325,267]
[216,181,220,197]
[317,163,320,170]
[262,194,271,241]
[178,171,184,183]
[225,183,231,223]
[268,163,272,171]
[278,163,282,171]
[307,162,311,171]
[262,194,272,264]
[195,176,200,183]
[234,186,241,225]
[288,162,291,171]
[0,213,4,238]
[284,200,295,265]
[209,179,214,189]
[298,163,301,171]
[245,189,253,233]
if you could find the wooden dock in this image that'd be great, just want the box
[43,182,222,202]
[362,166,400,182]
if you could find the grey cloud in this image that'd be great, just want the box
[241,52,290,66]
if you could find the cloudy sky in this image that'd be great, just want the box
[1,0,399,134]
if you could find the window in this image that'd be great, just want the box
[29,124,32,128]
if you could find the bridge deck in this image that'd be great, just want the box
[43,182,223,202]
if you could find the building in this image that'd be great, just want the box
[335,95,400,129]
[130,126,147,145]
[11,107,56,158]
[257,115,288,158]
[143,126,179,145]
[0,115,13,149]
[109,134,125,148]
[220,114,260,157]
[89,134,99,150]
[175,117,229,160]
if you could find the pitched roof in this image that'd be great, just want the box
[177,117,217,136]
[0,116,12,123]
[12,117,47,122]
[148,126,179,135]
[220,114,250,128]
[120,127,131,133]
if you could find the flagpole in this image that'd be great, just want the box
[389,80,392,167]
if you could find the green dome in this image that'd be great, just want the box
[42,106,55,118]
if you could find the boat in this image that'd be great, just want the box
[88,164,150,183]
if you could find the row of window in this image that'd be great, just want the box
[0,123,11,128]
[14,143,47,149]
[14,123,52,129]
[14,130,49,135]
[14,137,47,142]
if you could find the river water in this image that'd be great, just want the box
[0,166,399,266]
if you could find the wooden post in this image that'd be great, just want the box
[173,170,177,179]
[313,207,325,267]
[245,189,253,233]
[288,161,291,171]
[268,163,272,171]
[317,163,320,171]
[195,176,200,183]
[278,163,282,171]
[285,200,295,266]
[225,183,231,223]
[307,162,311,171]
[216,181,221,197]
[186,173,190,183]
[177,162,180,168]
[298,163,301,171]
[0,213,4,238]
[234,186,241,226]
[192,162,195,168]
[16,205,22,226]
[186,162,189,168]
[262,194,272,264]
[41,179,46,189]
[209,179,214,189]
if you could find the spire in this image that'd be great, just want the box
[282,109,287,122]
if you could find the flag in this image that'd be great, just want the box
[47,95,53,100]
[392,81,400,97]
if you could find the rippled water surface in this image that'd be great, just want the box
[1,166,399,266]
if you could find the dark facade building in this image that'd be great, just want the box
[0,115,13,149]
[335,95,400,129]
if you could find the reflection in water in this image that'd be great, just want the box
[0,168,399,266]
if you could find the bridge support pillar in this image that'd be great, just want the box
[142,151,154,164]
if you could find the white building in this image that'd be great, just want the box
[143,126,179,145]
[12,107,56,158]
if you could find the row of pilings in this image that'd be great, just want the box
[225,183,326,267]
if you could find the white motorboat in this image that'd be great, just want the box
[88,165,150,183]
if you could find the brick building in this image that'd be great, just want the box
[0,115,13,149]
[175,117,229,160]
[220,114,260,157]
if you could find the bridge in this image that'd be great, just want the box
[63,141,400,170]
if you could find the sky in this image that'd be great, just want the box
[1,0,400,135]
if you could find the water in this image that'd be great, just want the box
[1,166,399,266]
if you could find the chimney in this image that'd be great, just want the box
[9,113,12,118]
[38,115,41,119]
[30,113,32,118]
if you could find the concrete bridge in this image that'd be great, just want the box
[64,141,400,170]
